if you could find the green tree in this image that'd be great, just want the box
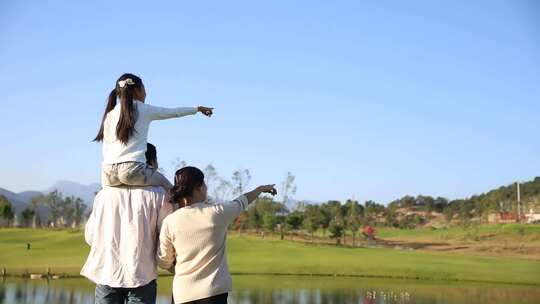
[346,200,361,246]
[457,199,474,227]
[0,195,14,227]
[45,190,63,227]
[30,194,45,228]
[247,203,260,230]
[62,196,75,227]
[443,201,457,223]
[327,201,344,245]
[434,197,449,213]
[418,195,435,213]
[363,200,385,225]
[70,197,87,227]
[247,196,285,232]
[302,204,320,241]
[285,211,304,231]
[385,205,399,228]
[21,207,34,227]
[233,212,249,232]
[328,218,344,245]
[262,213,278,232]
[318,204,332,237]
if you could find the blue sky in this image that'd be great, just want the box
[1,0,539,203]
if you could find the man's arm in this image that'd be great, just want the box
[157,192,174,232]
[156,220,176,273]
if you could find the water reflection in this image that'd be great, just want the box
[1,276,539,304]
[228,289,414,304]
[230,290,410,304]
[1,278,93,304]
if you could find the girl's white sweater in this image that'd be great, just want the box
[102,100,197,165]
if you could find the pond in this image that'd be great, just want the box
[1,275,539,304]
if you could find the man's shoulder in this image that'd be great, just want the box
[96,186,167,201]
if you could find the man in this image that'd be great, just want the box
[81,143,174,304]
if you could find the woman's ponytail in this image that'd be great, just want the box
[169,166,205,207]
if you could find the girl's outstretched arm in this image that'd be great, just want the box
[140,103,214,121]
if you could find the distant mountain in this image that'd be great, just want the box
[47,180,101,206]
[0,188,31,212]
[16,190,43,204]
[0,180,101,214]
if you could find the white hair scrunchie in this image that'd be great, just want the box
[118,78,135,88]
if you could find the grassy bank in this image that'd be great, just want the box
[375,224,540,239]
[285,224,540,260]
[1,229,539,285]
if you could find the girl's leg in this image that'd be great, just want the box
[101,165,122,187]
[117,162,173,190]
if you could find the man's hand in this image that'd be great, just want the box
[197,106,214,117]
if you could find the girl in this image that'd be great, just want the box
[94,73,213,190]
[157,166,276,304]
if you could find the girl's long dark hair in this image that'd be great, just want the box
[170,166,205,207]
[93,73,143,144]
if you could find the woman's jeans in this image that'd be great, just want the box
[182,293,228,304]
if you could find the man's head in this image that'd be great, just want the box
[145,143,158,169]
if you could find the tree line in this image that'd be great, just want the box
[2,162,539,236]
[0,190,87,228]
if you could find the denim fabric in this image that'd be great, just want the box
[95,280,157,304]
[181,293,228,304]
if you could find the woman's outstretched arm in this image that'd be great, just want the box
[244,185,277,204]
[217,185,277,226]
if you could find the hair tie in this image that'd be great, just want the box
[118,78,135,88]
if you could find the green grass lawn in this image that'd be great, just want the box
[1,228,539,285]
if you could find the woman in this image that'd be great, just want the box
[157,166,277,304]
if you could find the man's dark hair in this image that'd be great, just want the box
[145,143,157,165]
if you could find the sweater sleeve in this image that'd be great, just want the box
[139,103,198,121]
[214,195,249,227]
[157,219,176,273]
